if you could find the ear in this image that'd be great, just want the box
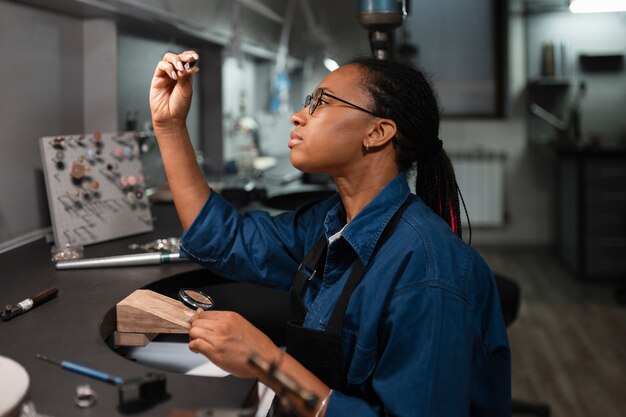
[365,118,397,149]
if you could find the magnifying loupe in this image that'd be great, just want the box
[178,288,215,310]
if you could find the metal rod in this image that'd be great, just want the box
[55,252,188,270]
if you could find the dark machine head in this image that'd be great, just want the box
[357,0,407,60]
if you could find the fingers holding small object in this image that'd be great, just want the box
[180,50,199,71]
[158,51,199,80]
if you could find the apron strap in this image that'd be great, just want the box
[290,235,327,320]
[326,195,413,336]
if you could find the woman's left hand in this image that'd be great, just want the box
[189,310,281,379]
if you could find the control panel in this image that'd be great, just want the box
[40,131,154,247]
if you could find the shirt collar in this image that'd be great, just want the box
[323,173,410,265]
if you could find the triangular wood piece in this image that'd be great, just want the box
[116,289,194,334]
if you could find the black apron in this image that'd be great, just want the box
[273,195,412,416]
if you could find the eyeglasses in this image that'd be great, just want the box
[303,88,384,118]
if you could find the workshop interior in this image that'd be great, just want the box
[0,0,625,416]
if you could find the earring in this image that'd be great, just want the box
[365,144,371,151]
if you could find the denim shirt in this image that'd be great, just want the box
[180,174,511,417]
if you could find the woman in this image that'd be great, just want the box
[149,51,511,417]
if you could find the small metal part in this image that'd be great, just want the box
[78,226,96,239]
[1,304,20,321]
[72,226,95,240]
[184,60,197,71]
[86,147,97,160]
[93,131,102,141]
[113,146,124,159]
[53,151,65,169]
[140,215,154,226]
[75,384,98,408]
[81,215,95,227]
[53,151,64,162]
[57,194,73,209]
[128,237,180,252]
[125,191,136,205]
[18,400,47,417]
[124,145,135,159]
[104,200,119,213]
[51,241,84,262]
[51,136,65,148]
[70,162,85,180]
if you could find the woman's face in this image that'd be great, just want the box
[289,64,378,175]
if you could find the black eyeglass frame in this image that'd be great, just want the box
[303,88,385,118]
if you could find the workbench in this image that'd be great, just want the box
[0,202,290,417]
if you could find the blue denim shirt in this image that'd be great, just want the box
[180,174,511,417]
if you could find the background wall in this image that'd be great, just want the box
[0,1,84,244]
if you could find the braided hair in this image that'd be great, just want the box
[349,57,463,238]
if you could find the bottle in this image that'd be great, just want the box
[541,42,555,77]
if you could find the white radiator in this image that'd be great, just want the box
[450,152,506,227]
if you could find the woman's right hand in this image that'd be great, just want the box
[149,51,200,129]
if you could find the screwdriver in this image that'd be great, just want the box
[37,354,124,385]
[1,287,58,321]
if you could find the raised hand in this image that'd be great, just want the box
[149,50,200,128]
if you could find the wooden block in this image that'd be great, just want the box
[116,289,194,334]
[113,331,158,347]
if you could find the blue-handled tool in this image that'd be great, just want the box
[37,354,124,385]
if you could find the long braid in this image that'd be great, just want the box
[349,57,463,239]
[415,152,462,238]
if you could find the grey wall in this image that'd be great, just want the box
[84,20,117,132]
[0,1,84,244]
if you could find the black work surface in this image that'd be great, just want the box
[0,203,275,417]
